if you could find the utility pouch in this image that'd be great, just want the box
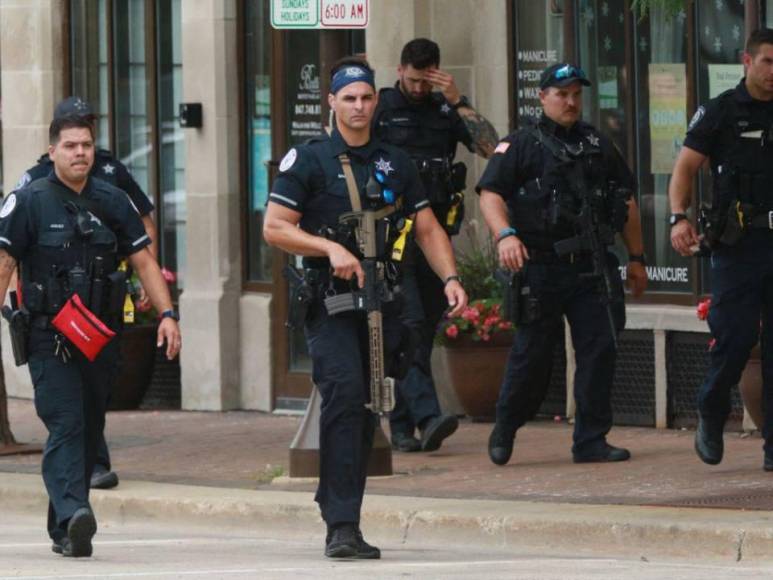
[445,192,465,236]
[107,270,128,319]
[2,293,29,366]
[718,201,745,246]
[283,265,315,329]
[52,294,115,361]
[67,266,90,309]
[450,161,467,192]
[495,268,521,324]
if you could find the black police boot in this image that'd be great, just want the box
[420,414,459,452]
[61,508,97,558]
[354,527,381,559]
[324,524,359,559]
[764,454,773,472]
[488,423,516,466]
[391,432,421,453]
[694,416,723,465]
[573,444,631,464]
[91,464,119,490]
[51,539,63,554]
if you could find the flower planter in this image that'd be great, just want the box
[438,332,514,420]
[109,324,158,410]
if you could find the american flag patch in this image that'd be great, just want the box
[494,141,510,154]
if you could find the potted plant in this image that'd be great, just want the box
[109,267,177,410]
[696,298,762,430]
[434,223,515,419]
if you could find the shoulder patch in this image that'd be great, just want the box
[494,142,511,154]
[14,173,31,191]
[0,193,17,218]
[279,148,298,172]
[688,106,705,132]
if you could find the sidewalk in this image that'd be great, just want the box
[3,397,773,561]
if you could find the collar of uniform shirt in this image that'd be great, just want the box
[47,169,94,197]
[328,127,381,160]
[539,113,578,138]
[735,78,755,104]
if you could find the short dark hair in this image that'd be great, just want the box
[330,56,374,81]
[49,115,95,145]
[400,38,440,69]
[746,28,773,56]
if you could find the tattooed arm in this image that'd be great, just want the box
[456,106,499,159]
[0,250,18,306]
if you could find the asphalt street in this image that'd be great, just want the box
[2,511,773,580]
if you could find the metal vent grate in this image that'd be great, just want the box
[610,330,655,426]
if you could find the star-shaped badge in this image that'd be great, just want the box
[102,163,115,175]
[374,158,394,175]
[587,134,600,147]
[440,103,451,115]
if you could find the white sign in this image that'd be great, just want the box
[272,0,368,29]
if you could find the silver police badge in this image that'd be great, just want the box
[374,158,394,175]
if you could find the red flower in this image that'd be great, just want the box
[696,298,711,321]
[445,324,459,339]
[462,307,480,322]
[134,299,152,313]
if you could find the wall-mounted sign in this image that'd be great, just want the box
[271,0,368,29]
[648,63,687,175]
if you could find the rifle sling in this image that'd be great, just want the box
[338,153,398,219]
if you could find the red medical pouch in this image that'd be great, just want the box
[51,294,115,361]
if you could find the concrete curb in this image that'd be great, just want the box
[2,473,773,562]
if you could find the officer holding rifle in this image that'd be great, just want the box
[263,56,467,559]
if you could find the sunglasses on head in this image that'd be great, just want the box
[551,64,587,81]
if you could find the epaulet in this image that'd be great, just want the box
[304,134,329,146]
[35,153,50,165]
[96,148,115,159]
[91,176,122,197]
[26,177,50,194]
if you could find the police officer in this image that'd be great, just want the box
[670,29,773,470]
[17,97,159,490]
[264,57,467,559]
[373,38,499,453]
[477,63,647,466]
[0,115,180,557]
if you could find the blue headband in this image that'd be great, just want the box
[330,65,375,94]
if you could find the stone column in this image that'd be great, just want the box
[0,0,66,397]
[179,0,242,410]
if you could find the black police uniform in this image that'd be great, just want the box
[476,114,633,458]
[373,84,473,442]
[685,79,773,458]
[269,127,428,527]
[16,152,153,476]
[16,150,155,217]
[0,172,150,544]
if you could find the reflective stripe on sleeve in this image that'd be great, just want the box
[269,193,299,207]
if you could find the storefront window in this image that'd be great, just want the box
[513,0,565,125]
[157,0,185,288]
[245,0,273,282]
[69,0,109,151]
[632,4,690,293]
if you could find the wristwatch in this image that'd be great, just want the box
[161,309,180,322]
[444,274,462,286]
[451,95,470,110]
[669,213,688,226]
[497,226,518,243]
[628,253,647,266]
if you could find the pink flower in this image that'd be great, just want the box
[445,324,459,339]
[708,338,717,351]
[462,307,480,322]
[161,267,177,284]
[135,299,152,313]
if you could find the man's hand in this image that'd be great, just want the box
[327,242,365,288]
[157,318,181,360]
[670,220,700,256]
[626,262,648,298]
[498,236,530,271]
[425,68,462,106]
[444,279,468,318]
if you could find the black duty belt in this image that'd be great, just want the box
[748,210,773,230]
[29,314,53,330]
[527,248,581,264]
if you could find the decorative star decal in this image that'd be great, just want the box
[587,134,600,147]
[618,12,624,24]
[440,103,451,115]
[714,36,723,53]
[604,36,612,51]
[102,163,115,175]
[601,2,608,17]
[639,37,648,53]
[732,25,741,41]
[715,0,724,10]
[583,6,594,27]
[677,9,687,23]
[705,25,711,37]
[374,158,394,175]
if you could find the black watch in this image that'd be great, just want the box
[628,253,646,266]
[161,309,180,322]
[451,95,470,110]
[669,213,688,226]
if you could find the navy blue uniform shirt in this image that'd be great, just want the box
[269,128,430,238]
[0,172,151,262]
[15,149,154,217]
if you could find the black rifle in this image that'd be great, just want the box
[322,208,396,414]
[552,168,621,350]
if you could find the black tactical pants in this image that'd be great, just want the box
[496,253,625,456]
[304,298,403,526]
[390,248,444,437]
[28,329,119,542]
